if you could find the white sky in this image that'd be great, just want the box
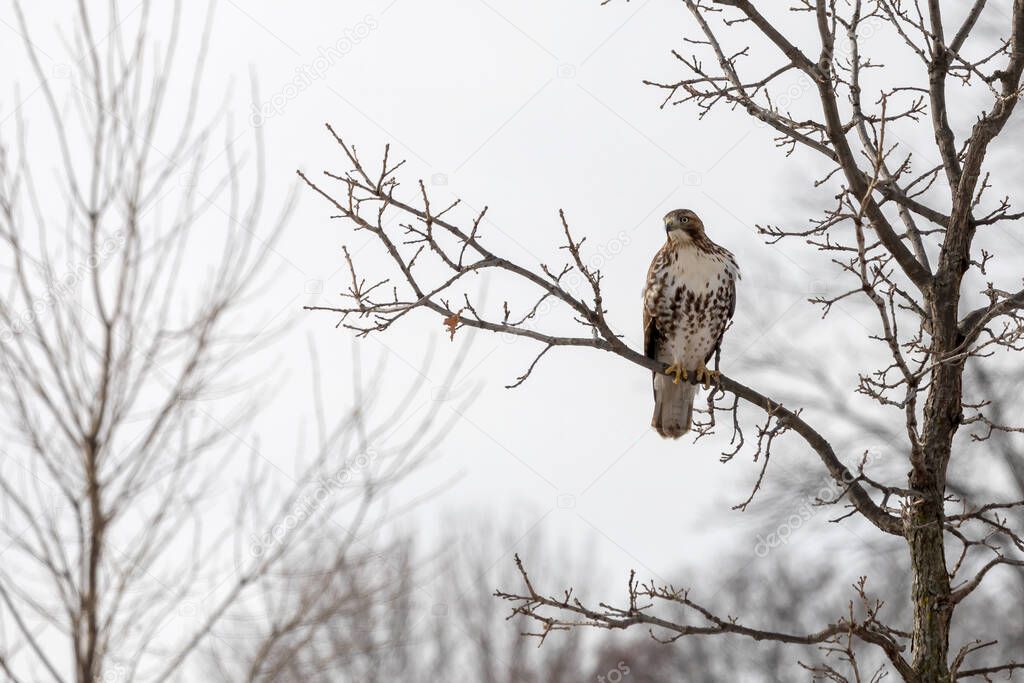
[2,0,1017,618]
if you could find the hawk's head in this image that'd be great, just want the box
[663,209,704,241]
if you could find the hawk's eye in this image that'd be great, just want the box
[681,217,689,223]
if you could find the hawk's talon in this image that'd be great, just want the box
[694,362,720,390]
[664,363,687,385]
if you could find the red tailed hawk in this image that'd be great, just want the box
[643,209,739,438]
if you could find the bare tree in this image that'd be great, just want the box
[584,554,864,682]
[202,344,471,683]
[301,1,1024,679]
[222,517,589,683]
[0,3,457,681]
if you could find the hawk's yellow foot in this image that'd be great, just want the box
[664,363,688,385]
[694,362,720,389]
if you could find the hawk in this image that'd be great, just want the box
[643,209,739,438]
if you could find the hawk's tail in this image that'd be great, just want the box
[651,375,696,439]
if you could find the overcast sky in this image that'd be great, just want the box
[5,0,1006,605]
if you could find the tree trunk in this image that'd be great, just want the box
[908,219,971,679]
[905,495,951,680]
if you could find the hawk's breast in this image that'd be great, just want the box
[645,242,737,364]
